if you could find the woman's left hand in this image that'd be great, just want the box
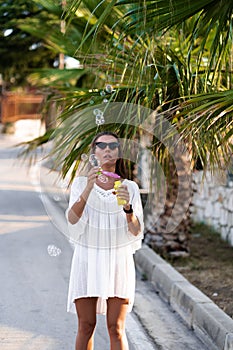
[117,184,141,235]
[116,185,130,207]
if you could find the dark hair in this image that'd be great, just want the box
[90,131,127,179]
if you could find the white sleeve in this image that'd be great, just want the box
[65,176,88,244]
[68,176,87,207]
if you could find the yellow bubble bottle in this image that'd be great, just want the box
[114,180,127,205]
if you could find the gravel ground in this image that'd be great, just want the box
[167,222,233,319]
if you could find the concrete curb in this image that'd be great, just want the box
[135,244,233,350]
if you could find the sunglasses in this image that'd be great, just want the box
[95,142,120,150]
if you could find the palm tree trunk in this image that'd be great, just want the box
[144,144,193,257]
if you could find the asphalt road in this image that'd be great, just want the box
[0,127,208,350]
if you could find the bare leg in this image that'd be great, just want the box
[74,297,98,350]
[106,297,129,350]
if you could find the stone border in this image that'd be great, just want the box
[135,245,233,350]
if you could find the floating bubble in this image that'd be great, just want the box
[95,114,105,125]
[89,99,94,105]
[96,118,105,125]
[47,244,62,257]
[81,153,88,161]
[98,174,108,183]
[105,84,113,93]
[53,195,61,201]
[100,90,106,96]
[56,178,69,189]
[96,119,104,125]
[103,99,108,103]
[93,108,102,116]
[89,154,100,167]
[59,184,66,190]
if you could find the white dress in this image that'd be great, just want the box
[66,176,144,314]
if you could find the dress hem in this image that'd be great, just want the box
[67,294,133,315]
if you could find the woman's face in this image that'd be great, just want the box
[94,135,120,168]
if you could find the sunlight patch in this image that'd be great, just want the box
[0,325,56,350]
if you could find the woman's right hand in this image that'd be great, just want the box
[68,167,100,224]
[86,166,99,190]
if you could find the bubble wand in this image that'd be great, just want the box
[89,154,121,181]
[101,170,121,179]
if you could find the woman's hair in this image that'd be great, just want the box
[90,131,127,179]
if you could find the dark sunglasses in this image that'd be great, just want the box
[95,142,120,150]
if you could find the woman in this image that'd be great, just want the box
[67,131,144,350]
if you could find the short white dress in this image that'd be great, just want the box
[66,176,144,315]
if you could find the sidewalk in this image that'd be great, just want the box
[134,245,233,350]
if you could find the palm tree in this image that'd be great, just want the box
[18,0,233,256]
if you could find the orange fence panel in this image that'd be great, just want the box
[1,93,44,123]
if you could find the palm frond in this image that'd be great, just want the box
[27,68,89,86]
[171,90,233,168]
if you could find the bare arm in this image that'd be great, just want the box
[116,185,141,236]
[124,209,141,236]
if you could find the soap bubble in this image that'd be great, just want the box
[53,195,61,201]
[96,118,105,125]
[89,153,100,167]
[100,90,106,96]
[95,114,105,125]
[90,99,94,104]
[81,153,88,161]
[47,244,62,257]
[103,99,108,103]
[93,108,102,116]
[58,179,69,189]
[105,84,113,93]
[98,174,108,183]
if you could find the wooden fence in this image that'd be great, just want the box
[0,93,44,123]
